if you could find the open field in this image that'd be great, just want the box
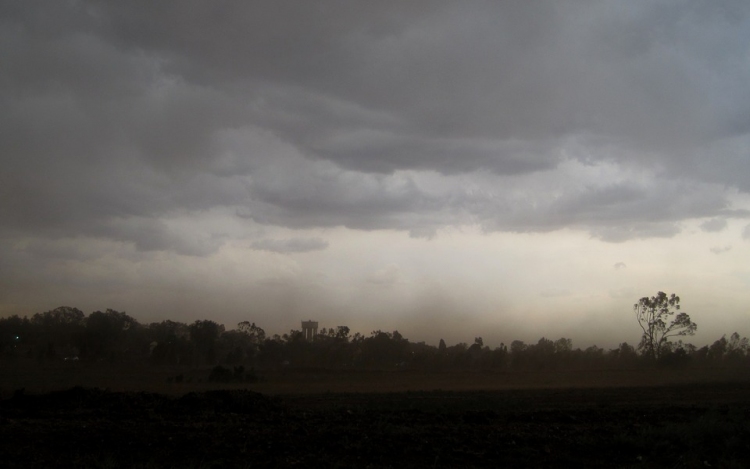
[2,382,750,468]
[3,359,750,396]
[2,361,750,467]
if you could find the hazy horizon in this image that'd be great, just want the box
[2,1,750,351]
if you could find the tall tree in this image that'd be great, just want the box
[31,306,86,359]
[81,309,140,361]
[634,292,697,360]
[237,321,266,344]
[189,320,224,365]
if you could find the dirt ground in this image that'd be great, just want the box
[2,379,750,468]
[4,359,750,395]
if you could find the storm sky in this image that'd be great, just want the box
[2,1,750,347]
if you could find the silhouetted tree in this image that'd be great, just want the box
[189,320,224,365]
[15,303,750,374]
[282,329,312,366]
[30,306,85,360]
[531,337,557,369]
[229,321,266,364]
[149,320,192,366]
[490,343,508,369]
[698,333,749,366]
[0,315,31,358]
[726,332,749,365]
[609,342,638,368]
[554,338,572,353]
[509,340,527,369]
[81,309,140,362]
[358,330,410,368]
[237,321,265,339]
[657,340,693,368]
[634,292,696,360]
[335,326,351,341]
[310,325,354,368]
[446,342,470,368]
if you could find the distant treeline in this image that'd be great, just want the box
[1,306,749,371]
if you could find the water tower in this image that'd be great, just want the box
[301,320,318,341]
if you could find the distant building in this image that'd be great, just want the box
[301,320,318,341]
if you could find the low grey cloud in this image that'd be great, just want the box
[614,262,627,270]
[408,227,438,240]
[1,0,749,256]
[700,218,728,232]
[18,238,111,262]
[474,177,726,241]
[590,223,682,243]
[743,225,750,240]
[94,218,226,257]
[250,237,329,254]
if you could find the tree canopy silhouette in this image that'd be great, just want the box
[634,292,697,360]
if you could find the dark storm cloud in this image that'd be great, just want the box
[137,1,743,171]
[2,0,749,252]
[91,218,226,257]
[237,157,453,232]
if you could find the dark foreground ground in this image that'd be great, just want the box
[2,381,750,468]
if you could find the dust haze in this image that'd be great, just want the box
[2,2,750,348]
